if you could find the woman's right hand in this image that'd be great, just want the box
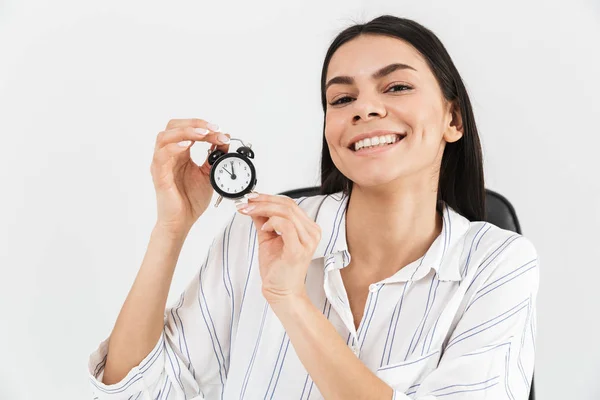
[150,118,231,236]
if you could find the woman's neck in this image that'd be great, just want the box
[344,185,442,280]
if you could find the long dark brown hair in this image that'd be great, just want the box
[319,15,486,221]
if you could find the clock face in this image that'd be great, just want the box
[211,154,255,197]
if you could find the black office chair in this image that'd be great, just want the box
[278,186,535,400]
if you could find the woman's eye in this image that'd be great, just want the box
[387,84,411,93]
[329,85,411,106]
[330,96,353,106]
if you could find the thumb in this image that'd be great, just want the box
[251,215,279,239]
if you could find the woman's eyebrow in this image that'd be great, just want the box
[325,63,417,91]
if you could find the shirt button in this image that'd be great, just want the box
[350,344,360,356]
[369,284,379,292]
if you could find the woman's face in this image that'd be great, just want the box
[324,34,463,191]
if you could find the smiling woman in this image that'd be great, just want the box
[88,15,538,400]
[320,17,484,223]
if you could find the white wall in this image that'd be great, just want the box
[1,1,598,399]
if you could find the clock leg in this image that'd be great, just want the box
[214,195,224,208]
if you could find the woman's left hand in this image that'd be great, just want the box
[236,193,322,305]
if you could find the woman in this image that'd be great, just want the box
[88,15,538,399]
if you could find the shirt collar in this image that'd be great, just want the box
[311,191,471,282]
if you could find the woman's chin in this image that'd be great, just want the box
[350,174,399,188]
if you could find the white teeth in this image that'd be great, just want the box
[353,134,403,151]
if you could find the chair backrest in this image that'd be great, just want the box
[279,186,521,234]
[277,185,534,400]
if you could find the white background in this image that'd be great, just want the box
[1,1,599,399]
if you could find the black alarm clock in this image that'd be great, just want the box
[207,139,257,207]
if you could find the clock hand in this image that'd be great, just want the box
[231,162,236,179]
[222,167,233,177]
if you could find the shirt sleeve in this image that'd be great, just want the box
[392,235,539,399]
[87,212,252,399]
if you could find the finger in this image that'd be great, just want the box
[260,215,303,253]
[155,126,229,150]
[276,195,322,240]
[198,134,232,175]
[165,118,220,132]
[260,215,286,236]
[247,194,320,245]
[261,220,282,235]
[248,214,269,236]
[239,202,313,247]
[154,127,231,169]
[250,195,318,240]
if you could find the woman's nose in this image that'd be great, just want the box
[352,94,387,122]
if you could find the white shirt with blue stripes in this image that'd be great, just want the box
[88,191,539,399]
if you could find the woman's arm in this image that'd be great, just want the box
[88,213,250,399]
[271,236,538,400]
[270,295,394,400]
[101,224,188,385]
[238,193,395,399]
[239,194,538,399]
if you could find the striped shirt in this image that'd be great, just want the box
[88,191,539,399]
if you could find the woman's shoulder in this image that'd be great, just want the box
[468,220,536,255]
[460,219,539,283]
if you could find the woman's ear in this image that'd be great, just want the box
[443,100,463,143]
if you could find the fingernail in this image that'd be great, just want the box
[241,205,255,213]
[244,192,259,199]
[194,128,209,135]
[178,140,191,147]
[217,133,230,144]
[207,123,220,132]
[236,202,248,209]
[275,230,282,235]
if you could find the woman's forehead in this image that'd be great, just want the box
[327,35,425,79]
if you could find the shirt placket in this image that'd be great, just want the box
[322,251,361,356]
